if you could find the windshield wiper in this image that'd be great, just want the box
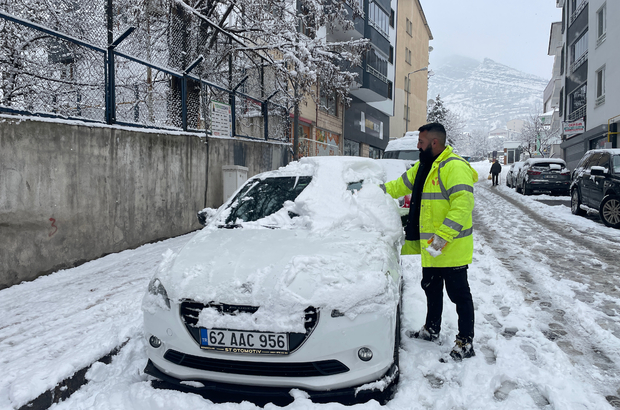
[218,224,243,229]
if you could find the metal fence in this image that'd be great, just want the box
[0,0,289,141]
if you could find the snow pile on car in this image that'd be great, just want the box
[145,157,404,331]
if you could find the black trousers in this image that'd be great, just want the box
[492,173,499,185]
[421,265,474,341]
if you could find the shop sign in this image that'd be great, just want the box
[563,118,585,137]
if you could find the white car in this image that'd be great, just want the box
[143,156,404,404]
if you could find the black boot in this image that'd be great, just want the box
[449,336,475,361]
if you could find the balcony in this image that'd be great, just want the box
[570,50,588,73]
[325,2,364,42]
[569,0,588,26]
[568,104,586,121]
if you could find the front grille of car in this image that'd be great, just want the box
[179,301,319,353]
[163,349,349,377]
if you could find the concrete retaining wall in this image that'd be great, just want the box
[0,116,290,289]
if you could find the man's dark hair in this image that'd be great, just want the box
[418,122,447,145]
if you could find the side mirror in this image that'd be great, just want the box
[590,166,607,176]
[197,207,217,226]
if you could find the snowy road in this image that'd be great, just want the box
[2,162,620,410]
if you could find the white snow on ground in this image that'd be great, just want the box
[1,161,619,410]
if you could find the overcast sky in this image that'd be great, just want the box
[420,1,562,79]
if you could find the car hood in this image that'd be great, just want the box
[153,228,400,332]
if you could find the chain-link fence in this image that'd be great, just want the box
[0,0,289,141]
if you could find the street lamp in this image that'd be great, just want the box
[405,67,428,131]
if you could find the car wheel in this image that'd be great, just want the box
[524,185,532,195]
[600,195,620,228]
[571,189,585,216]
[516,182,522,193]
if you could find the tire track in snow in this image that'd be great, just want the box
[474,183,620,407]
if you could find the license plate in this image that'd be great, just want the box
[545,175,558,179]
[200,328,289,355]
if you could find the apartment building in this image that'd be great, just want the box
[386,0,432,142]
[292,0,431,158]
[555,0,620,170]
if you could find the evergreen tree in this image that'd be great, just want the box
[427,94,448,124]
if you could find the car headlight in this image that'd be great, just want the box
[148,277,171,309]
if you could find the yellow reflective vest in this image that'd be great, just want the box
[384,146,478,267]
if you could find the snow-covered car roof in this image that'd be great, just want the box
[385,131,418,152]
[208,156,404,238]
[585,148,620,155]
[524,158,566,165]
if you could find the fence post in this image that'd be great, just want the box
[182,55,203,131]
[263,90,279,141]
[106,27,135,125]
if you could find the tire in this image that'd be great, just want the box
[516,181,522,193]
[600,195,620,228]
[524,186,532,195]
[571,189,585,216]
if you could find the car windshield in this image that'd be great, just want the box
[383,150,420,161]
[225,176,312,224]
[613,155,620,174]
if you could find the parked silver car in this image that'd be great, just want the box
[506,161,525,188]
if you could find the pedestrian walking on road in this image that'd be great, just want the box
[490,159,502,186]
[381,122,479,361]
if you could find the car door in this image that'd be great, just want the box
[582,153,602,207]
[588,152,611,207]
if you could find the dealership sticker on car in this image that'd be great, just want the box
[200,328,290,355]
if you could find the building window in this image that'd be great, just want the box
[297,3,315,38]
[366,48,388,81]
[596,66,605,106]
[389,45,393,64]
[559,88,564,117]
[404,104,409,121]
[387,80,392,100]
[570,30,588,71]
[571,0,586,15]
[405,18,413,36]
[390,9,394,28]
[404,47,411,64]
[569,83,587,120]
[597,3,607,46]
[560,46,565,75]
[344,139,360,156]
[320,86,337,116]
[404,76,410,93]
[368,146,381,159]
[369,2,389,38]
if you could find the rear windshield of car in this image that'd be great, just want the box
[530,162,565,171]
[383,150,420,161]
[225,176,312,224]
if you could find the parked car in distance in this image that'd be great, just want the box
[570,148,620,228]
[383,131,419,163]
[515,158,570,196]
[144,157,404,405]
[506,161,525,188]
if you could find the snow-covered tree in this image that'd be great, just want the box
[427,94,466,149]
[519,111,554,158]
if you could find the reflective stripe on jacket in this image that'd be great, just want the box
[384,146,479,267]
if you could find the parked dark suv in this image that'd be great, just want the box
[515,158,571,196]
[570,149,620,228]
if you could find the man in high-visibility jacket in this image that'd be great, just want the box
[382,123,479,361]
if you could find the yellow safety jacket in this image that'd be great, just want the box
[384,146,478,267]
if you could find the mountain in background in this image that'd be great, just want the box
[428,56,549,132]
